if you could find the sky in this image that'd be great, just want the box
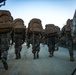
[0,0,76,29]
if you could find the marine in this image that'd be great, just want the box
[45,34,56,57]
[27,32,41,59]
[65,31,74,61]
[0,32,10,70]
[14,33,24,59]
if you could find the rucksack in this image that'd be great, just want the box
[45,24,57,36]
[28,18,43,33]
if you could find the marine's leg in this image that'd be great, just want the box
[48,45,54,57]
[19,46,22,59]
[37,51,39,59]
[51,45,55,57]
[36,45,40,59]
[1,51,8,70]
[68,43,74,61]
[33,52,36,59]
[32,45,36,59]
[69,47,74,61]
[15,48,19,59]
[32,50,36,59]
[70,54,74,61]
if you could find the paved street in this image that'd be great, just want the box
[0,43,76,75]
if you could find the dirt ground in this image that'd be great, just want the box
[0,43,76,75]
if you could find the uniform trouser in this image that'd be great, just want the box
[32,45,40,53]
[0,50,8,60]
[67,46,73,55]
[15,46,22,54]
[48,43,55,53]
[66,40,73,55]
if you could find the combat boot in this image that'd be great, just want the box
[70,55,74,61]
[15,54,18,59]
[2,58,8,70]
[49,51,54,57]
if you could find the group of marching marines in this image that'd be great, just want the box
[0,10,75,70]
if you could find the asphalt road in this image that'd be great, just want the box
[0,43,76,75]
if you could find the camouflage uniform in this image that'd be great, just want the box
[66,33,74,61]
[14,34,24,59]
[0,33,10,70]
[55,37,59,51]
[32,34,41,53]
[45,34,55,57]
[28,33,41,59]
